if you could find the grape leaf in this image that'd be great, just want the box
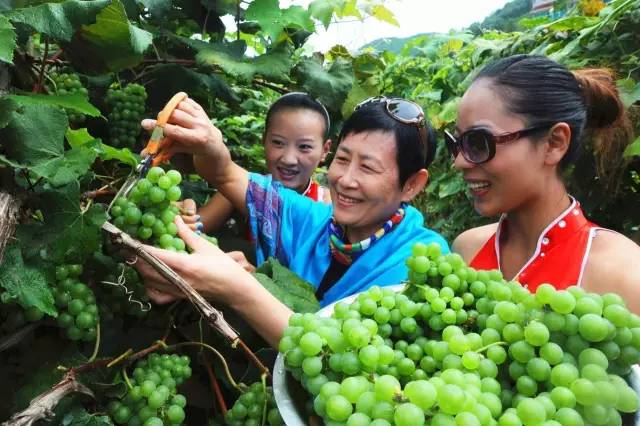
[64,0,152,74]
[253,257,319,313]
[245,0,314,41]
[294,57,354,114]
[0,103,67,164]
[6,0,110,42]
[0,96,17,129]
[196,44,293,83]
[7,93,101,116]
[341,81,378,118]
[617,78,640,108]
[0,246,56,316]
[65,128,139,167]
[370,4,398,27]
[0,14,15,63]
[309,0,344,29]
[17,182,107,264]
[61,408,114,426]
[623,136,640,158]
[0,103,98,186]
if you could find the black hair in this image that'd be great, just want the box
[265,92,330,138]
[337,101,437,187]
[474,54,631,173]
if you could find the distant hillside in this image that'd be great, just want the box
[363,0,532,54]
[362,33,432,53]
[475,0,532,31]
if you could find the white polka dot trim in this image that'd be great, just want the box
[573,209,580,215]
[558,220,567,228]
[540,253,545,257]
[542,237,550,245]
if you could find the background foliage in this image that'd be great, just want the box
[0,0,639,423]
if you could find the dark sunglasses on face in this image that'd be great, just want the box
[443,124,553,165]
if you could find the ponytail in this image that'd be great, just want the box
[572,68,634,178]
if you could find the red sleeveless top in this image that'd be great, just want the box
[470,198,601,293]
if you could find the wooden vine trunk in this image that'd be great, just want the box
[0,192,20,263]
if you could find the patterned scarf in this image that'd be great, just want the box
[329,203,407,265]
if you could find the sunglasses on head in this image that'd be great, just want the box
[355,96,432,164]
[355,96,426,127]
[443,124,553,165]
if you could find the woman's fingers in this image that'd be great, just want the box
[146,287,179,305]
[178,199,197,216]
[176,99,203,118]
[174,216,215,252]
[141,118,156,131]
[227,251,256,273]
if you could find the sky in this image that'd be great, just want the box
[223,0,512,52]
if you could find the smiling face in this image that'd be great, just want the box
[328,130,413,242]
[264,108,330,193]
[454,79,551,217]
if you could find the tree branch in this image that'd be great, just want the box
[2,370,93,426]
[0,192,21,263]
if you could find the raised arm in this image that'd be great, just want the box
[142,97,249,217]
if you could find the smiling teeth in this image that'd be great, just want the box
[338,194,360,203]
[468,182,490,190]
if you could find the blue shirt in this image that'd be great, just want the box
[246,173,449,307]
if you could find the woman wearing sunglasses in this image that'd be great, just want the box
[449,54,640,313]
[135,96,448,347]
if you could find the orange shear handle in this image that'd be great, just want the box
[143,92,189,166]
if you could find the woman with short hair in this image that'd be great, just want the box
[136,96,449,346]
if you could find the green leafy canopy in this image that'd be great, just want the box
[245,0,314,41]
[6,0,110,42]
[0,103,98,186]
[64,0,152,73]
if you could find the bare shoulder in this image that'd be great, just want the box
[582,229,640,314]
[452,223,499,263]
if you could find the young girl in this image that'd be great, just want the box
[181,92,332,234]
[449,55,640,313]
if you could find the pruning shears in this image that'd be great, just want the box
[108,92,188,212]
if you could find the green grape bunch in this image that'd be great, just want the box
[225,382,283,426]
[279,242,640,425]
[47,72,88,126]
[105,83,147,148]
[107,352,191,425]
[53,264,99,342]
[111,167,218,252]
[111,167,188,252]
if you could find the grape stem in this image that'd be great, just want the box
[87,323,101,362]
[474,341,507,353]
[121,366,133,389]
[167,341,243,391]
[107,348,134,368]
[32,37,49,93]
[260,373,268,426]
